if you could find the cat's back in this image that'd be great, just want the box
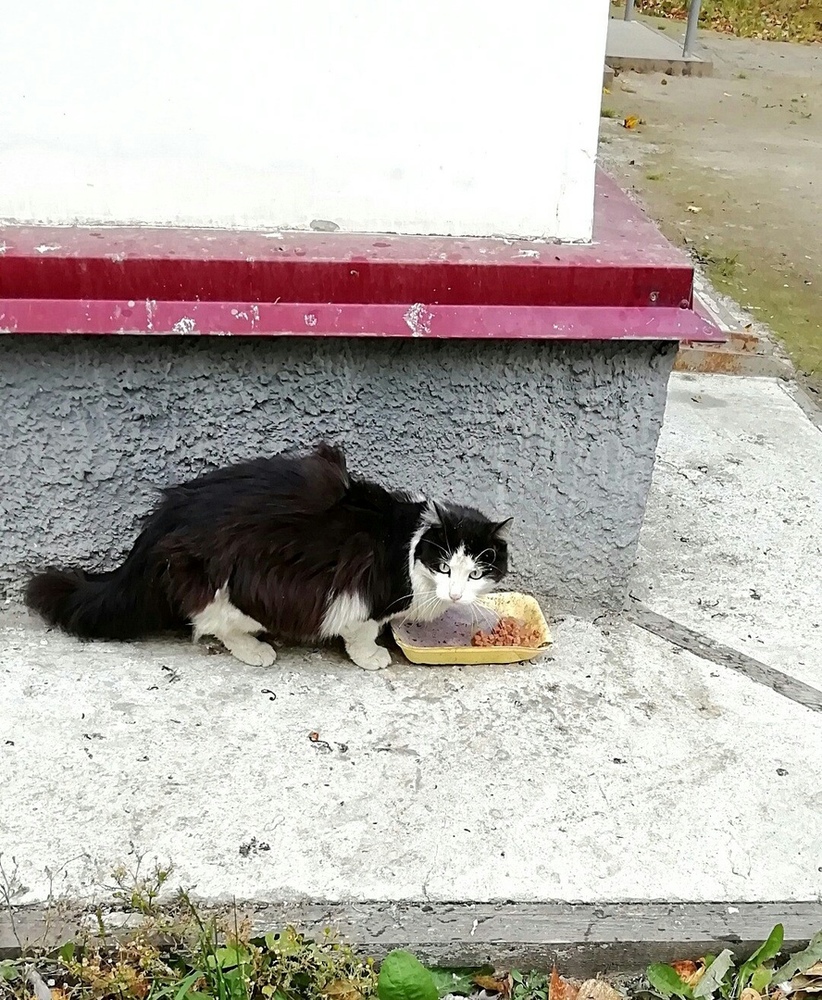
[158,444,351,525]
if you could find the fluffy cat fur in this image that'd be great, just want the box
[26,444,511,670]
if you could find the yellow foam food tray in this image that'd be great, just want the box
[392,591,552,665]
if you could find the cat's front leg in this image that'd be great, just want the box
[339,619,392,671]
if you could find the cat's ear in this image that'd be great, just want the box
[433,501,450,524]
[423,501,448,527]
[421,501,441,528]
[492,517,513,539]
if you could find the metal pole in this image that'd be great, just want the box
[682,0,702,57]
[624,0,635,20]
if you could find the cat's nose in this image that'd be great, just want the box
[449,590,463,602]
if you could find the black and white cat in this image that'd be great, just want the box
[26,444,511,670]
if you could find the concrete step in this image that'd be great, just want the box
[675,284,794,377]
[606,18,712,76]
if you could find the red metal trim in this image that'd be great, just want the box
[0,300,721,340]
[0,170,723,342]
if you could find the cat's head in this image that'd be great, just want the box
[411,502,511,606]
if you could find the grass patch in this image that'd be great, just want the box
[1,864,822,1000]
[633,0,822,43]
[601,107,621,118]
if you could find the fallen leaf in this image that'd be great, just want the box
[550,967,580,1000]
[623,115,642,129]
[474,976,509,993]
[671,962,704,988]
[740,990,761,1000]
[323,979,363,1000]
[577,981,622,1000]
[790,965,822,996]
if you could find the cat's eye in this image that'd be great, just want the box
[437,562,451,575]
[469,569,484,580]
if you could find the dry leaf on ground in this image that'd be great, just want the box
[550,967,580,1000]
[671,961,705,987]
[577,980,623,1000]
[740,989,762,1000]
[790,962,822,998]
[474,976,509,994]
[623,115,642,129]
[323,979,364,1000]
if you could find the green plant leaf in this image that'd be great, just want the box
[737,925,784,991]
[0,961,20,983]
[266,927,302,957]
[751,924,784,966]
[773,931,822,983]
[694,950,735,999]
[210,945,251,970]
[173,971,203,1000]
[57,941,76,965]
[378,951,438,1000]
[428,969,481,998]
[646,964,694,999]
[750,967,772,993]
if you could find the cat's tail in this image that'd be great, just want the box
[25,534,178,641]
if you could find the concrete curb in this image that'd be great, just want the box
[3,901,822,974]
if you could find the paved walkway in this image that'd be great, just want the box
[2,373,821,921]
[599,22,822,389]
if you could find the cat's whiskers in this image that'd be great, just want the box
[384,590,417,613]
[395,592,445,627]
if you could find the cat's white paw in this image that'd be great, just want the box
[225,636,277,667]
[348,644,392,671]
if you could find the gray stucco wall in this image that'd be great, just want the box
[0,336,676,608]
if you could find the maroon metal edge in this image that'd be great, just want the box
[0,171,723,342]
[0,300,718,340]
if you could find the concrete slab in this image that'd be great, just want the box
[3,372,822,954]
[606,19,712,76]
[633,373,822,690]
[2,598,821,911]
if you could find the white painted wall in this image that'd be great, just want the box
[0,1,609,241]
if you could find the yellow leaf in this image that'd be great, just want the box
[623,115,642,129]
[474,976,508,993]
[671,962,704,988]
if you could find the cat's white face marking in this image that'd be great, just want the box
[414,544,493,606]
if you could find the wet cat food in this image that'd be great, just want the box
[471,615,542,648]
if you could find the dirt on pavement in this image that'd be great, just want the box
[598,16,822,393]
